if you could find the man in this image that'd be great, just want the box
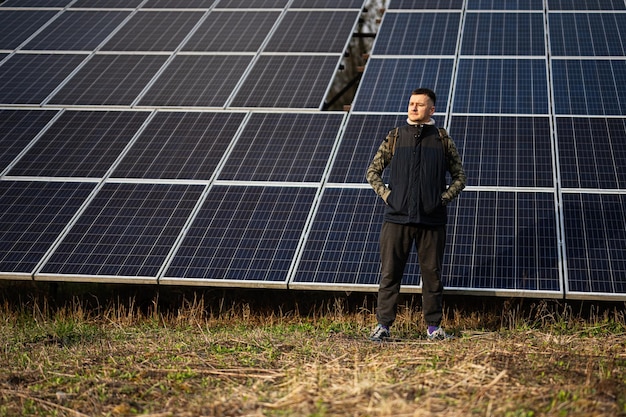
[366,88,466,341]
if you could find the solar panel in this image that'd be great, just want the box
[547,0,626,11]
[70,0,144,8]
[218,113,344,182]
[562,193,626,298]
[0,181,95,277]
[549,13,626,56]
[352,58,454,112]
[445,190,561,294]
[163,185,316,286]
[552,60,626,115]
[453,59,549,114]
[289,0,363,9]
[47,54,169,106]
[141,0,216,8]
[229,55,340,109]
[388,0,463,9]
[264,11,359,53]
[7,111,150,178]
[449,116,554,188]
[0,0,71,7]
[0,54,85,105]
[38,183,204,281]
[327,114,408,184]
[373,12,460,56]
[112,111,246,180]
[137,55,253,107]
[0,109,58,173]
[289,0,364,7]
[22,10,130,51]
[182,11,281,52]
[214,0,288,8]
[291,187,419,289]
[0,10,57,49]
[556,117,626,190]
[467,0,543,9]
[461,12,545,56]
[100,11,205,52]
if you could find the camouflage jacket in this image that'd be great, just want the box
[366,124,466,224]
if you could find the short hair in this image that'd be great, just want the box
[411,88,436,105]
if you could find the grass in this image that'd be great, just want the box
[1,283,625,416]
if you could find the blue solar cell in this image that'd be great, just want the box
[47,54,168,106]
[373,12,460,56]
[8,111,150,178]
[461,12,545,55]
[549,13,626,56]
[445,190,561,292]
[218,113,344,182]
[0,109,58,173]
[453,59,549,114]
[328,114,408,184]
[0,54,85,105]
[165,185,316,283]
[0,10,57,49]
[556,117,626,190]
[100,11,204,51]
[138,55,253,107]
[563,193,626,295]
[449,116,554,188]
[229,55,339,109]
[22,11,129,51]
[353,58,454,112]
[388,0,463,9]
[264,11,359,53]
[182,11,280,52]
[112,112,246,180]
[467,0,543,9]
[548,0,626,10]
[40,183,203,278]
[552,60,626,115]
[0,181,95,274]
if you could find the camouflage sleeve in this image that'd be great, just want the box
[366,131,394,203]
[442,135,466,202]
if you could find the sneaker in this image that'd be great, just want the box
[427,326,454,341]
[369,324,390,342]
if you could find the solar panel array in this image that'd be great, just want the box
[1,0,625,301]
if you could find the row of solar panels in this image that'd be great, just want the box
[3,3,625,56]
[1,108,625,299]
[2,0,625,9]
[2,109,625,190]
[2,53,625,114]
[1,0,625,301]
[1,9,361,52]
[2,10,625,112]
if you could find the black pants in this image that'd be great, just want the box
[376,221,446,327]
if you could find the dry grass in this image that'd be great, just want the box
[1,284,625,416]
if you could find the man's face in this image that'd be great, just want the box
[407,94,435,124]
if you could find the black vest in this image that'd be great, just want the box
[384,123,447,226]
